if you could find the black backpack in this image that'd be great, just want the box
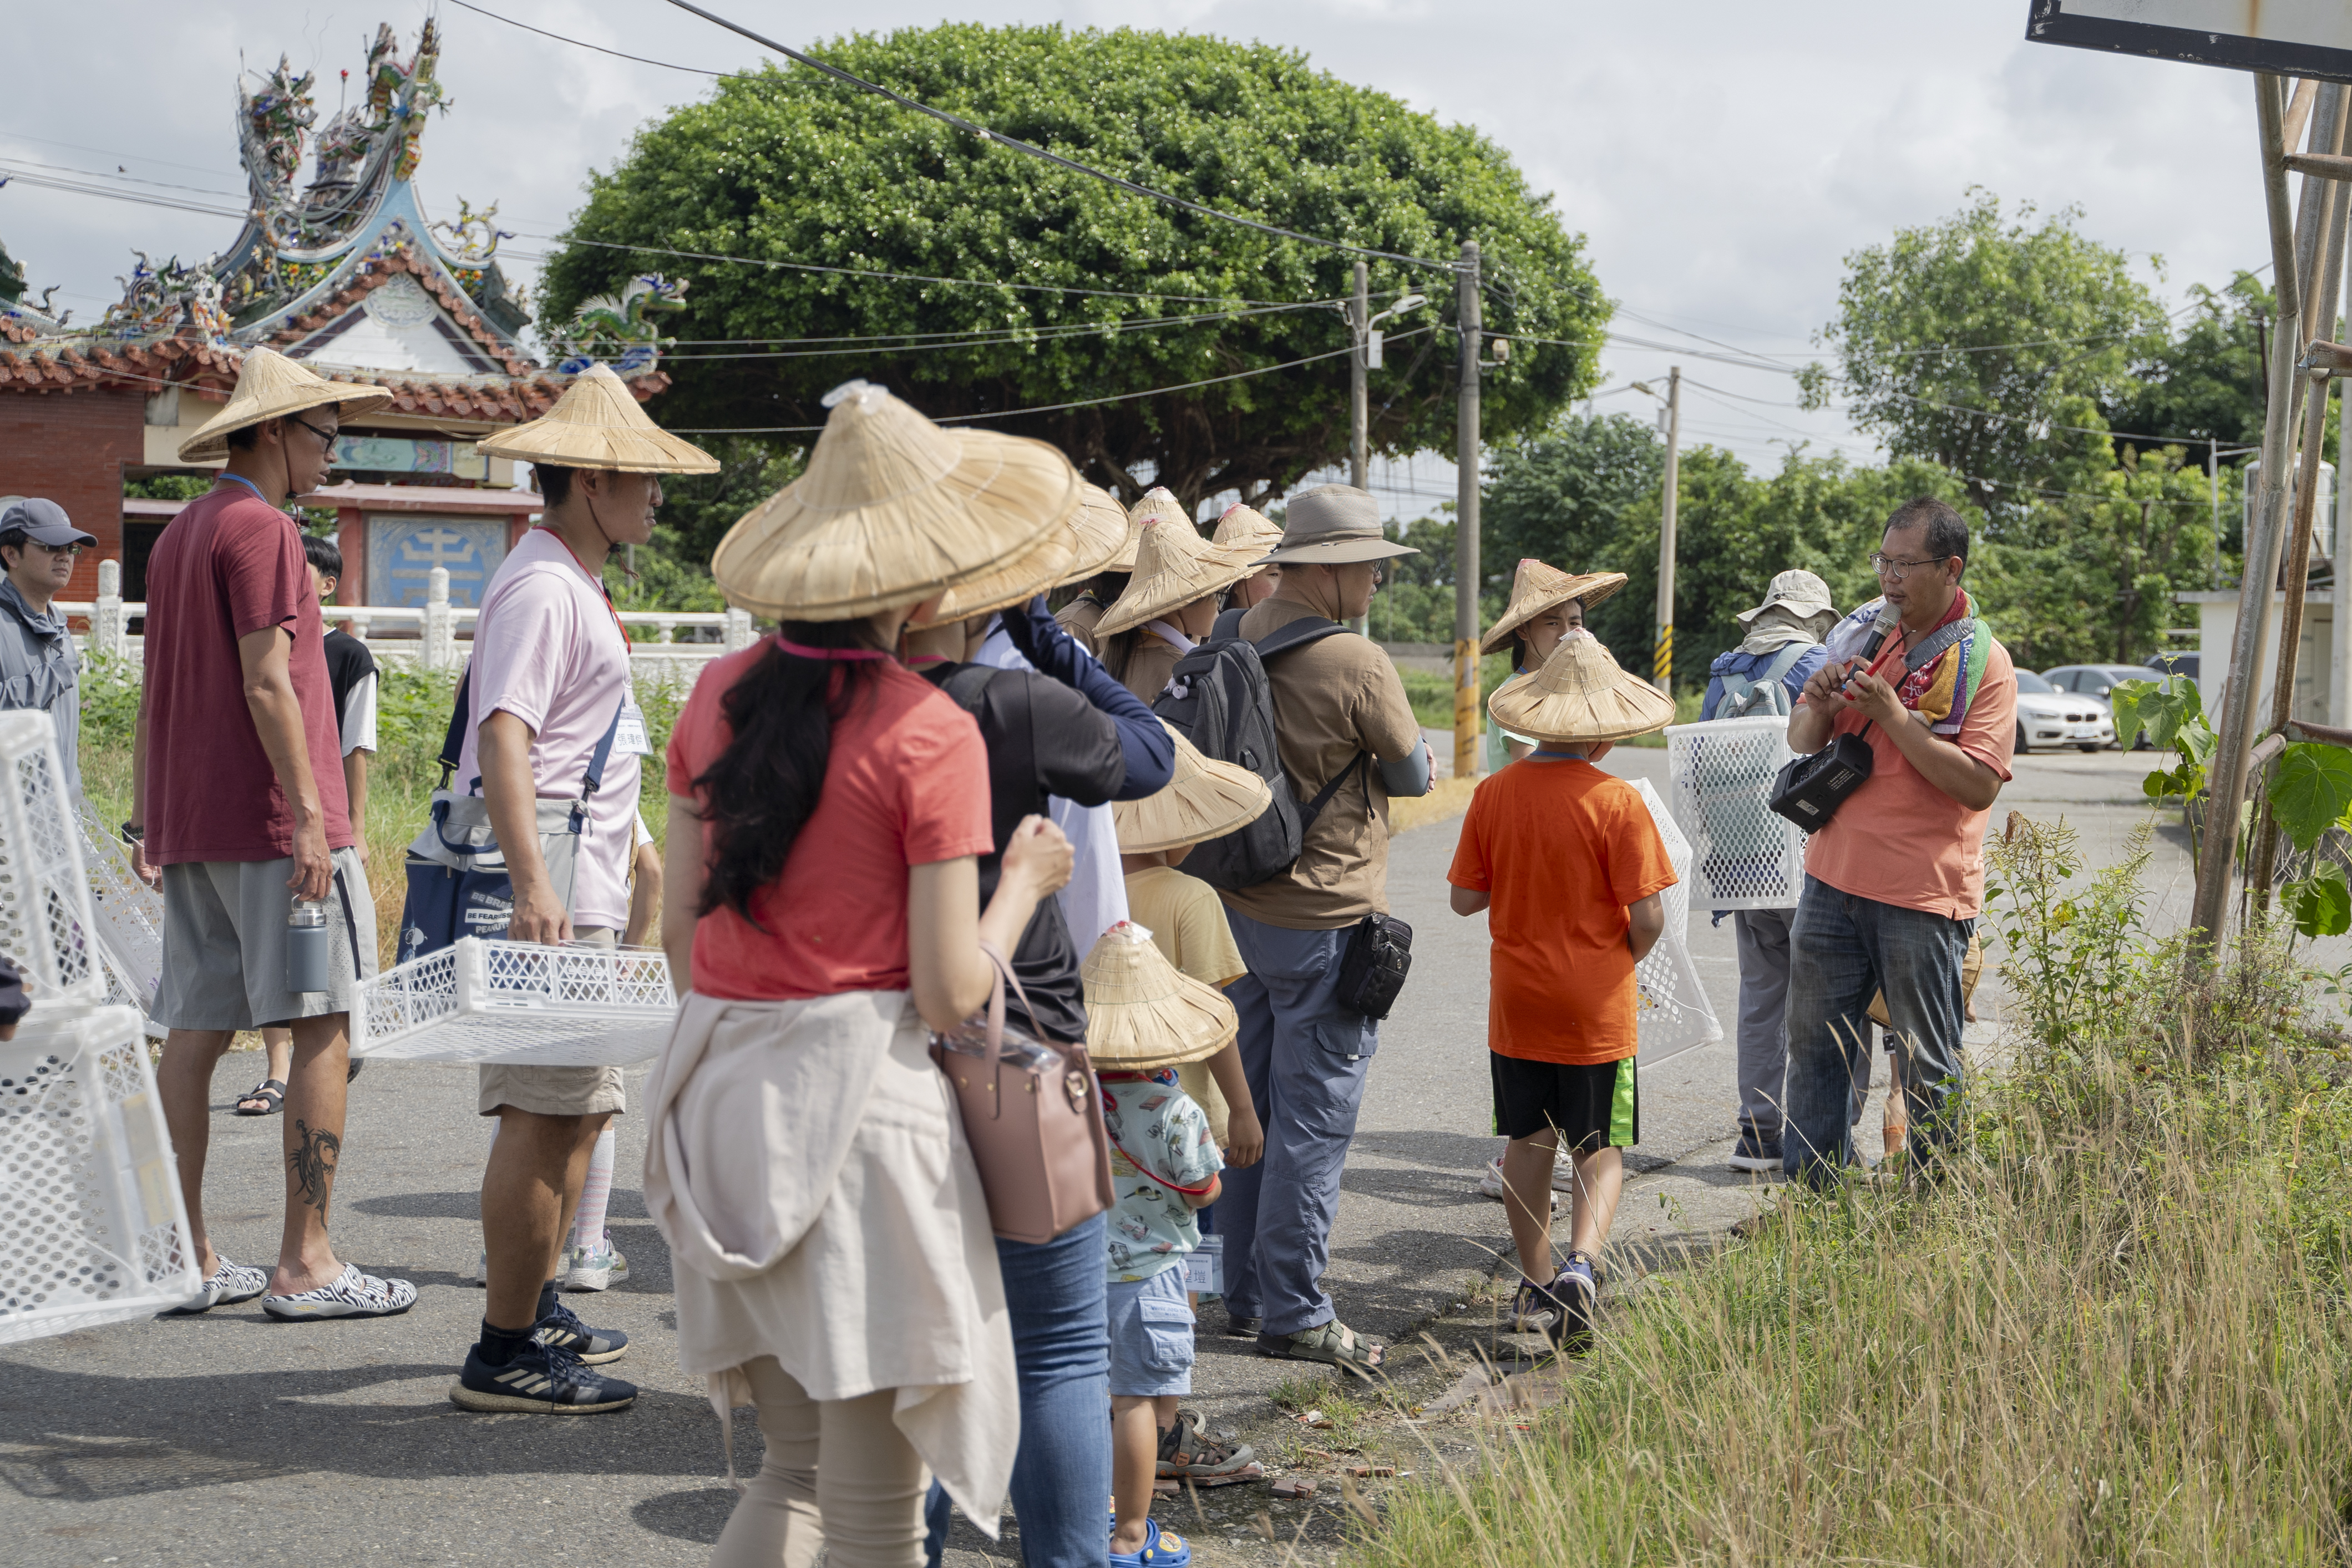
[1153,615,1365,891]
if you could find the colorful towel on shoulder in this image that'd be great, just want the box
[1820,591,1994,739]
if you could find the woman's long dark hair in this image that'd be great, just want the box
[695,617,889,924]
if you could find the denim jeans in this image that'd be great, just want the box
[1731,908,1795,1143]
[924,1212,1109,1568]
[1782,877,1970,1186]
[1218,911,1376,1337]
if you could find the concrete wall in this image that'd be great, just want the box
[2186,589,2334,730]
[0,388,145,598]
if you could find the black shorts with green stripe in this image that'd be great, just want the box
[1490,1052,1638,1150]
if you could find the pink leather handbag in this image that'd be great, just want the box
[929,942,1113,1245]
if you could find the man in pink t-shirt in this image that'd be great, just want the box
[442,366,715,1418]
[1782,497,2016,1186]
[132,348,414,1323]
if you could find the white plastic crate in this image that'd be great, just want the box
[1631,778,1724,1070]
[0,713,103,1010]
[353,937,679,1065]
[1664,717,1811,911]
[1,1005,201,1342]
[77,808,163,1018]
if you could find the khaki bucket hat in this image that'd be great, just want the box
[711,382,1078,622]
[1478,559,1630,656]
[477,362,718,474]
[1487,629,1674,745]
[176,346,394,463]
[1082,921,1239,1071]
[913,482,1127,627]
[1112,486,1189,574]
[1093,515,1265,638]
[1258,484,1417,566]
[1112,721,1273,854]
[1736,569,1839,637]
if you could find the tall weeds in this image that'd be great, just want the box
[1357,814,2352,1567]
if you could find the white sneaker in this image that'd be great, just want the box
[1476,1157,1560,1211]
[563,1235,630,1292]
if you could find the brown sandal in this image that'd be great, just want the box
[1255,1318,1385,1375]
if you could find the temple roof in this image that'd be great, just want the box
[0,21,678,423]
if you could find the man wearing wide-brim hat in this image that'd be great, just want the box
[1213,484,1432,1374]
[442,362,718,1417]
[1696,568,1840,1178]
[137,346,417,1323]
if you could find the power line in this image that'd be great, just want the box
[0,166,246,222]
[638,300,1335,359]
[0,156,246,200]
[672,324,1435,433]
[444,0,734,75]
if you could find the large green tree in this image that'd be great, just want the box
[541,24,1604,511]
[1798,189,2168,515]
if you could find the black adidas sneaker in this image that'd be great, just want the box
[533,1299,629,1365]
[450,1339,636,1414]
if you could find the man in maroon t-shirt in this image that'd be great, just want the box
[130,348,414,1321]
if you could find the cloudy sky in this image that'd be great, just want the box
[0,0,2279,514]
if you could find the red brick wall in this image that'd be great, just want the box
[0,389,145,599]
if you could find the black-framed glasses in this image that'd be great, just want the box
[290,415,341,448]
[25,541,82,558]
[1869,552,1952,582]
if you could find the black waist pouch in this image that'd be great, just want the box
[1767,730,1876,831]
[1336,912,1413,1019]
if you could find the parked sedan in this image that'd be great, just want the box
[2044,663,2171,749]
[2014,669,2115,754]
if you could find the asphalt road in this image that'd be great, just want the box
[0,747,2214,1567]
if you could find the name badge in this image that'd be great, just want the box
[614,693,652,755]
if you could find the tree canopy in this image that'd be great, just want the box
[1799,190,2169,515]
[541,24,1605,512]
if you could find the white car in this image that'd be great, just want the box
[2014,669,2113,754]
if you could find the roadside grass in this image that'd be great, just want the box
[1349,815,2352,1566]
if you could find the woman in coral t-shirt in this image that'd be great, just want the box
[641,385,1079,1568]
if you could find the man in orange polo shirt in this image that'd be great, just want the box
[1783,497,2015,1186]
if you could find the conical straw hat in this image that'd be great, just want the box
[476,362,719,474]
[1082,921,1238,1070]
[1094,515,1266,637]
[711,382,1078,622]
[912,483,1126,627]
[1112,486,1190,572]
[1211,503,1283,556]
[1112,722,1273,854]
[177,346,395,462]
[1479,559,1630,654]
[1487,628,1674,745]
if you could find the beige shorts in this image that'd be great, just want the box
[476,928,627,1119]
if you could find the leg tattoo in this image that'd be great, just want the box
[288,1120,341,1220]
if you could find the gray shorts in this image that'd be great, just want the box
[153,849,378,1032]
[476,927,627,1120]
[1106,1266,1195,1398]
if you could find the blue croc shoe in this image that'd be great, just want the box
[1109,1517,1191,1568]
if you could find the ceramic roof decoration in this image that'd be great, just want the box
[0,21,676,427]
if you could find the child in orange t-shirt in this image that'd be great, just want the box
[1447,630,1677,1354]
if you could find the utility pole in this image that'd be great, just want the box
[1654,365,1682,697]
[1350,260,1369,489]
[1454,239,1482,782]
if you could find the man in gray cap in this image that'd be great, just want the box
[1697,569,1838,1173]
[1214,483,1431,1374]
[0,498,96,797]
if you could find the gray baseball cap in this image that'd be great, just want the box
[0,498,97,549]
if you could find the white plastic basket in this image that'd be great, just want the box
[77,808,163,1018]
[1664,717,1810,911]
[353,937,679,1065]
[1,1005,201,1343]
[1631,778,1724,1070]
[0,713,104,1010]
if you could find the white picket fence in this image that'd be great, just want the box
[65,559,757,686]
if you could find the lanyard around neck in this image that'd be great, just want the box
[215,473,285,514]
[540,527,630,648]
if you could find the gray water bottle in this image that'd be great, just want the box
[286,901,330,994]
